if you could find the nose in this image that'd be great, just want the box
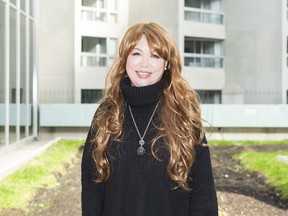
[140,55,150,68]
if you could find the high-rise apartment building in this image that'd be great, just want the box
[1,0,288,146]
[38,0,288,105]
[74,0,225,104]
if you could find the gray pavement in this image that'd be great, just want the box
[0,138,60,181]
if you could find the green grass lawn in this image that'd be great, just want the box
[209,139,288,146]
[0,139,83,213]
[234,151,288,199]
[1,138,287,215]
[211,139,288,214]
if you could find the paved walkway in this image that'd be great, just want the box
[0,138,60,181]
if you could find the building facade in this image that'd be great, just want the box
[0,0,38,147]
[2,0,288,147]
[224,0,288,104]
[38,0,288,105]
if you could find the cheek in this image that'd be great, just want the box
[126,57,137,70]
[153,62,165,73]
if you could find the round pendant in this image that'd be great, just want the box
[137,146,146,156]
[139,139,145,145]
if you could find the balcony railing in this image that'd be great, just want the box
[184,7,224,24]
[81,6,118,23]
[184,53,224,68]
[81,52,115,67]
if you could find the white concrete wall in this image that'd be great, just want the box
[183,21,225,40]
[128,0,179,42]
[224,0,283,104]
[38,104,288,140]
[183,67,225,90]
[38,0,75,103]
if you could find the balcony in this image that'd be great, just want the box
[184,7,224,25]
[184,53,223,68]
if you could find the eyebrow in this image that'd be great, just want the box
[132,47,142,52]
[132,47,158,54]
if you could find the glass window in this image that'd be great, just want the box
[185,0,201,8]
[10,8,16,103]
[81,0,118,23]
[10,8,17,143]
[30,0,34,17]
[10,0,17,6]
[203,41,214,54]
[81,89,103,103]
[2,0,37,146]
[11,88,23,103]
[30,20,34,104]
[29,19,34,136]
[21,0,26,13]
[184,37,223,68]
[185,0,222,11]
[21,14,26,104]
[82,0,106,8]
[81,37,117,67]
[184,0,223,24]
[0,2,4,104]
[196,90,222,104]
[82,37,106,53]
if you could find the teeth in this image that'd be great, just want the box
[136,71,150,78]
[138,72,148,75]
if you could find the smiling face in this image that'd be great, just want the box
[126,35,166,87]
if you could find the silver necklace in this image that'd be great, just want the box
[128,101,160,156]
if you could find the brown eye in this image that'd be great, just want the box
[132,52,140,56]
[152,54,160,59]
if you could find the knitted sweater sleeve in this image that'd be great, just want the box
[189,136,218,216]
[81,126,105,216]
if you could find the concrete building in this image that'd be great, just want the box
[0,0,38,147]
[38,0,288,105]
[1,0,288,148]
[224,0,288,104]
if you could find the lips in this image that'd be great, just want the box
[136,71,151,78]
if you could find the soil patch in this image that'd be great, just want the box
[1,144,288,216]
[211,144,288,215]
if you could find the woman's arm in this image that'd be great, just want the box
[81,126,105,216]
[189,136,218,216]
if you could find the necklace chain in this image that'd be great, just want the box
[128,101,160,156]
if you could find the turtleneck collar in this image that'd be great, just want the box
[120,76,166,106]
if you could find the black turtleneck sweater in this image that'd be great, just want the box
[81,77,218,216]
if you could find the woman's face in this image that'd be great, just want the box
[126,35,166,87]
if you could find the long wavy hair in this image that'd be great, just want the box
[92,22,204,191]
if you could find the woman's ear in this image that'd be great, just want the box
[165,61,169,70]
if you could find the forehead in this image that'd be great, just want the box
[132,35,159,53]
[133,36,149,49]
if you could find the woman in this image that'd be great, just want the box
[81,22,218,216]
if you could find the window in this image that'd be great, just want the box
[81,0,118,23]
[184,0,224,24]
[0,1,4,104]
[81,36,117,67]
[287,37,288,67]
[196,90,221,104]
[10,0,16,6]
[1,0,37,146]
[81,89,103,103]
[11,88,23,103]
[184,37,224,68]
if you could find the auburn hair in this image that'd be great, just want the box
[92,22,204,191]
